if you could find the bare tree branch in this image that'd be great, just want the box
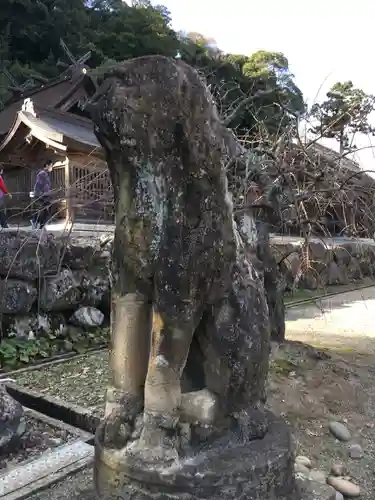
[223,89,275,127]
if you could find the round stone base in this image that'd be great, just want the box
[94,411,300,500]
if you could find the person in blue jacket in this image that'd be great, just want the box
[31,160,53,229]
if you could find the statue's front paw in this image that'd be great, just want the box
[101,390,144,449]
[101,414,133,449]
[124,413,181,470]
[127,439,180,471]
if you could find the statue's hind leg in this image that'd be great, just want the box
[129,306,196,465]
[102,287,152,448]
[124,239,200,465]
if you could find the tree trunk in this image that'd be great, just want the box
[256,219,286,342]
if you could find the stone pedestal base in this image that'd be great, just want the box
[94,412,300,500]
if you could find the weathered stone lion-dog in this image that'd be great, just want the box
[89,55,270,466]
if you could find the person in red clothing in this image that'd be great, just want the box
[0,168,12,228]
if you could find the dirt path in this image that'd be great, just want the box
[286,286,375,355]
[267,286,375,498]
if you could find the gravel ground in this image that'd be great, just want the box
[0,412,76,473]
[14,351,110,418]
[268,341,375,500]
[13,344,375,499]
[13,287,375,499]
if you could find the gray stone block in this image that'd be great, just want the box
[95,412,299,500]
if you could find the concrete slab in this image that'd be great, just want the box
[270,233,375,247]
[0,222,115,239]
[0,440,94,500]
[28,467,95,500]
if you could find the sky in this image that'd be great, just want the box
[153,0,375,172]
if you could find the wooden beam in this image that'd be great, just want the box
[21,78,36,90]
[77,51,92,65]
[60,39,76,64]
[2,68,17,87]
[30,74,49,84]
[64,157,73,223]
[7,86,24,94]
[57,60,70,69]
[8,80,36,94]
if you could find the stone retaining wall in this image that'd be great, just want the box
[271,238,375,290]
[1,231,374,338]
[0,230,110,338]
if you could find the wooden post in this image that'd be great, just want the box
[64,156,73,223]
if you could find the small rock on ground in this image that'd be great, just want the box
[70,307,104,327]
[297,477,337,500]
[0,387,24,450]
[334,492,344,500]
[327,476,361,497]
[295,462,310,475]
[328,421,351,441]
[296,455,312,469]
[349,443,364,459]
[16,418,26,438]
[331,463,347,477]
[309,469,327,484]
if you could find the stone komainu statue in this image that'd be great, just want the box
[89,56,298,500]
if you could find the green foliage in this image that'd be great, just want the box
[0,1,305,140]
[0,327,109,370]
[86,0,179,65]
[310,81,375,154]
[0,0,179,102]
[187,48,305,141]
[242,50,305,138]
[0,0,88,65]
[243,50,289,78]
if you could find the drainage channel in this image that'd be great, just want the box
[1,384,97,500]
[5,382,99,441]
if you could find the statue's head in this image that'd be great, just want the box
[88,56,225,176]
